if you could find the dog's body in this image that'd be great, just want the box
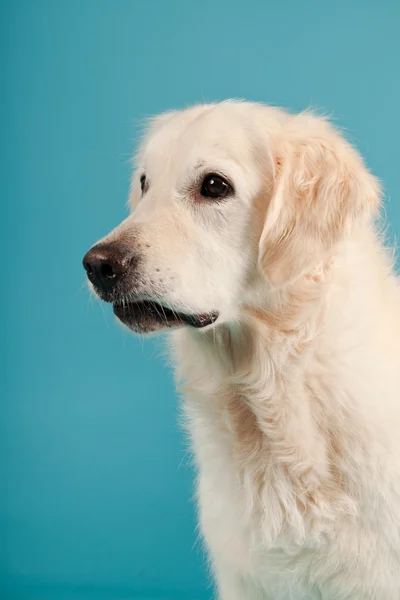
[84,101,400,599]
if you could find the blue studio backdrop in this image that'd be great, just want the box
[2,1,400,599]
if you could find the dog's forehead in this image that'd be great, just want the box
[141,104,256,174]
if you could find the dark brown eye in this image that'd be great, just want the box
[140,175,147,193]
[200,174,232,199]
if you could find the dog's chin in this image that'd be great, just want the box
[113,300,219,334]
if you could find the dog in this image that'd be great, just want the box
[83,101,400,599]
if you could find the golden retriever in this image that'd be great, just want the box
[83,101,400,599]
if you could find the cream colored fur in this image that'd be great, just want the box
[94,101,400,599]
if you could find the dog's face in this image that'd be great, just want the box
[83,102,380,334]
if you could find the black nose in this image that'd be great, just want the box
[82,243,129,294]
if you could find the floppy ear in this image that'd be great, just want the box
[260,114,381,287]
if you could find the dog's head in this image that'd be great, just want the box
[83,101,380,334]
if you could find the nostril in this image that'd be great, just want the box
[100,263,117,280]
[83,261,93,276]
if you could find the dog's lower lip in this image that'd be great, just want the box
[113,299,218,331]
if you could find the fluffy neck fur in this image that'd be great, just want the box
[170,226,400,550]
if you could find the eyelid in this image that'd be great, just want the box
[206,171,232,185]
[189,168,232,189]
[198,164,230,178]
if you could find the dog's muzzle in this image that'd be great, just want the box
[82,242,219,333]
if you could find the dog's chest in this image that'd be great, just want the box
[187,393,323,598]
[187,390,281,565]
[195,419,256,573]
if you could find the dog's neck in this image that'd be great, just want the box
[169,227,396,546]
[170,258,353,547]
[173,262,329,398]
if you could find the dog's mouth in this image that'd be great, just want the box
[113,300,219,333]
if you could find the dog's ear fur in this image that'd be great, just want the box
[259,114,381,287]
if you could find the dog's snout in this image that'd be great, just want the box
[83,244,131,294]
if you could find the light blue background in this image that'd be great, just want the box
[2,1,400,599]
